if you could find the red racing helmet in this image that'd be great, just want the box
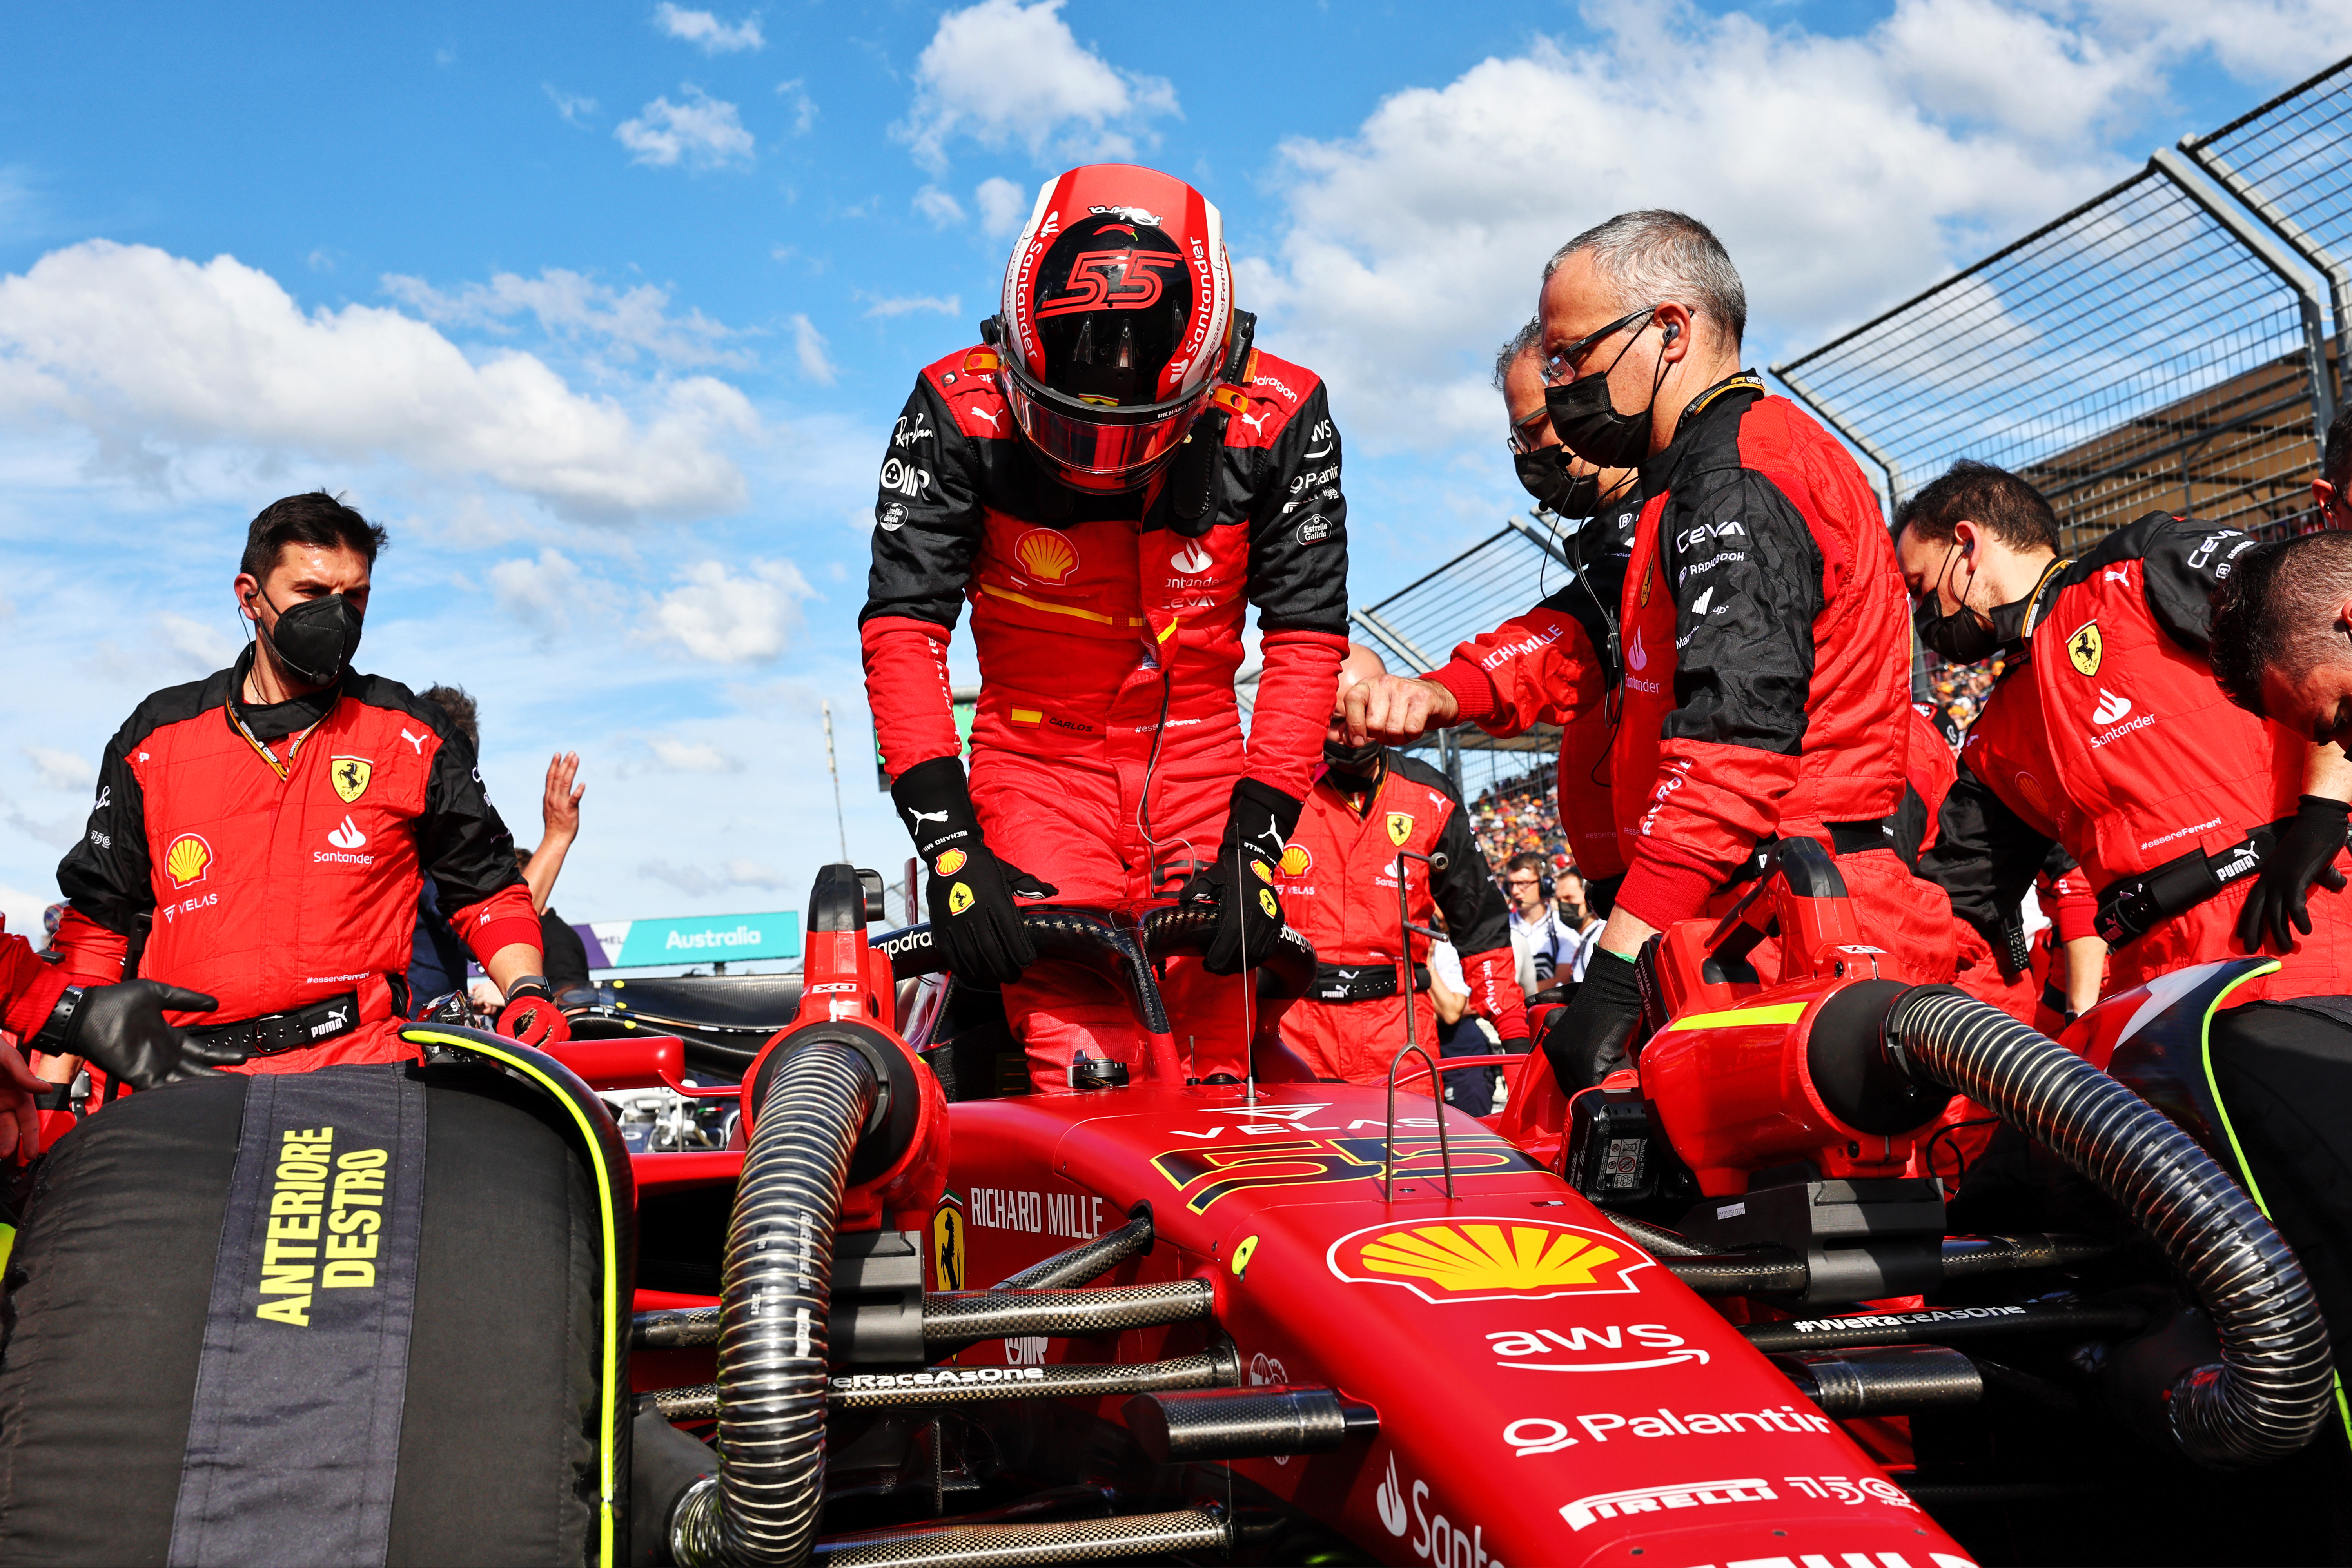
[987,164,1238,493]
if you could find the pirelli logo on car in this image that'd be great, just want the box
[255,1126,390,1326]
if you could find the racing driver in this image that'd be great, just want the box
[1348,211,1954,1092]
[861,164,1349,1090]
[47,492,567,1077]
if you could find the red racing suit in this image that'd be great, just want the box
[1433,375,1955,983]
[50,648,541,1072]
[1276,751,1528,1083]
[1923,512,2352,1004]
[861,344,1349,1083]
[0,924,69,1047]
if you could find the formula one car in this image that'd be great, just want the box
[0,846,2338,1565]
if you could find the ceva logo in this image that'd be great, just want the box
[2092,688,2132,726]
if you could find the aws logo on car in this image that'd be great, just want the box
[1327,1217,1654,1304]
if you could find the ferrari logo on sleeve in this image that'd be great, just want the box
[330,756,373,803]
[947,882,975,916]
[2067,621,2102,676]
[1386,812,1414,847]
[1258,888,1280,919]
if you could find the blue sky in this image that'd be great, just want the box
[1,0,2341,940]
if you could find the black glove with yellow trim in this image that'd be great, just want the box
[892,756,1057,987]
[1178,778,1305,977]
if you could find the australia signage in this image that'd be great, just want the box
[591,912,803,968]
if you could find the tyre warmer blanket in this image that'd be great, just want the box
[167,1065,426,1568]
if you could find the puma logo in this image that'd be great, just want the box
[906,807,951,827]
[972,406,1004,430]
[399,728,428,754]
[1240,410,1270,434]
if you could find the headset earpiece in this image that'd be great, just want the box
[1661,321,1681,346]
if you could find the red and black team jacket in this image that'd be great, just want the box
[1922,512,2352,1001]
[50,648,540,1036]
[1437,376,1917,931]
[0,924,69,1043]
[1277,751,1529,1082]
[859,343,1350,806]
[1433,506,1639,883]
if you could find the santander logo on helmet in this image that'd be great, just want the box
[985,165,1240,495]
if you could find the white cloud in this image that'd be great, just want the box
[0,241,753,520]
[898,0,1179,172]
[154,610,236,671]
[1236,0,2248,452]
[775,78,817,136]
[488,548,587,641]
[544,85,599,126]
[639,857,791,895]
[975,176,1028,238]
[648,736,742,772]
[0,881,56,939]
[617,86,755,170]
[789,313,835,383]
[654,4,765,54]
[859,292,961,319]
[23,746,93,791]
[912,186,965,227]
[648,558,813,663]
[381,267,745,367]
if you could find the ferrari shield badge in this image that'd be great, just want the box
[931,1198,967,1291]
[2066,621,2102,677]
[1326,1217,1653,1303]
[1385,812,1414,847]
[330,756,373,804]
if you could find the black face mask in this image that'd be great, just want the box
[1323,736,1383,776]
[256,591,363,687]
[1914,544,2043,665]
[1542,315,1664,470]
[1513,448,1602,518]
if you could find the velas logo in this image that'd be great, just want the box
[1327,1218,1652,1303]
[1278,844,1312,877]
[165,832,213,889]
[1014,527,1079,584]
[1170,539,1213,574]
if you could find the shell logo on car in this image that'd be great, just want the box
[1327,1218,1653,1304]
[1013,528,1080,584]
[164,832,213,889]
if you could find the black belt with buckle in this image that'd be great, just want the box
[2094,816,2298,947]
[1310,962,1430,1004]
[1723,819,1898,887]
[188,990,363,1058]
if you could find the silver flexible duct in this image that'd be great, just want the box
[1885,986,2333,1468]
[672,1041,879,1565]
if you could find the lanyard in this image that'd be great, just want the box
[225,686,327,782]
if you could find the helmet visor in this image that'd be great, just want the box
[999,355,1210,486]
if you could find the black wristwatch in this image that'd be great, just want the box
[503,975,553,1004]
[28,985,84,1054]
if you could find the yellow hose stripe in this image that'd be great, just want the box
[407,1029,623,1567]
[1662,1001,1809,1032]
[2189,960,2348,1441]
[981,584,1119,625]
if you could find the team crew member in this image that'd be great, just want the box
[1276,646,1528,1084]
[1906,462,2352,1000]
[1350,212,1952,1090]
[862,165,1349,1091]
[49,494,566,1075]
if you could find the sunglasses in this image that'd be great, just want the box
[1542,304,1659,385]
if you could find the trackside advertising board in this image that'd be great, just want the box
[589,913,802,968]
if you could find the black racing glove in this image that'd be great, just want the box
[892,756,1057,987]
[1176,779,1304,977]
[1539,950,1644,1091]
[40,979,241,1090]
[2237,794,2352,955]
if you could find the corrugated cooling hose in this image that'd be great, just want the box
[671,1040,879,1565]
[1884,985,2334,1468]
